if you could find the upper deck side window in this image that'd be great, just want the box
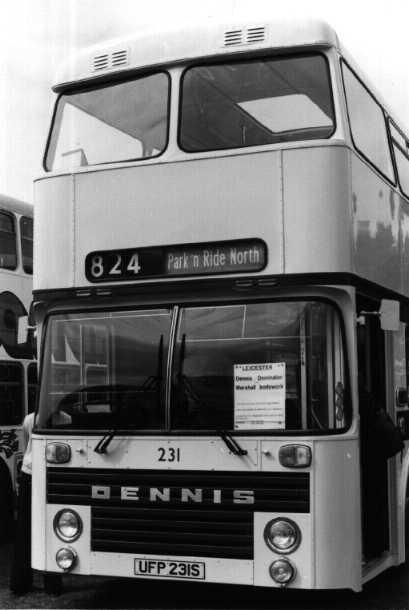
[389,120,409,199]
[179,53,335,153]
[0,211,17,271]
[20,216,33,275]
[341,62,395,183]
[45,72,170,172]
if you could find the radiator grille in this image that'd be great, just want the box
[47,468,309,559]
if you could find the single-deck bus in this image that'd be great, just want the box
[32,19,409,591]
[0,194,35,542]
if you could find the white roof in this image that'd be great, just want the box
[54,18,340,90]
[0,194,32,217]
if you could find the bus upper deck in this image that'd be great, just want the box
[34,18,409,302]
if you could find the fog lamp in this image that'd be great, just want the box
[269,558,296,585]
[55,547,77,571]
[264,518,301,553]
[53,509,82,542]
[279,444,311,468]
[46,442,71,464]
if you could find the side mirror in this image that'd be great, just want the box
[396,387,408,408]
[380,299,400,331]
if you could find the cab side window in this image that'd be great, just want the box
[0,212,17,270]
[0,362,24,424]
[20,216,33,275]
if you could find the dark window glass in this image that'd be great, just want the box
[0,212,17,270]
[0,362,23,424]
[172,301,348,432]
[342,63,394,181]
[389,121,409,198]
[38,309,172,429]
[179,54,335,152]
[27,363,38,414]
[394,146,409,198]
[20,216,33,274]
[46,72,169,171]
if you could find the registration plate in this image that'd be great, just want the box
[134,558,205,580]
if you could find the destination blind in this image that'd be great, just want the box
[85,239,267,282]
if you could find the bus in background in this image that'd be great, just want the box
[0,194,35,541]
[32,18,409,591]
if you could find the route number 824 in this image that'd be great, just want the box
[89,252,141,279]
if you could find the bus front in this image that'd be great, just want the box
[32,20,363,591]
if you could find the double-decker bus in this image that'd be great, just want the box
[0,194,35,542]
[32,18,409,591]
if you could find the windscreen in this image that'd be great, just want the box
[179,54,335,152]
[37,309,172,429]
[45,72,169,171]
[38,301,348,433]
[172,302,347,431]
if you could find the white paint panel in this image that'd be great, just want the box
[283,146,352,274]
[31,437,47,570]
[84,438,258,470]
[45,504,91,574]
[254,512,312,588]
[313,439,361,591]
[74,153,283,286]
[351,153,401,294]
[34,175,74,290]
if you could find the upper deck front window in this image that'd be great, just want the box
[179,54,335,152]
[45,72,170,171]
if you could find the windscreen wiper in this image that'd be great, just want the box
[94,430,116,454]
[219,430,248,456]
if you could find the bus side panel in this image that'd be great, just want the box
[34,175,74,290]
[31,437,47,570]
[351,153,401,295]
[400,194,409,297]
[313,438,361,591]
[283,145,352,275]
[71,153,283,286]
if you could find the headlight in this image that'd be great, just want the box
[46,442,71,464]
[55,547,77,571]
[53,509,82,542]
[269,558,296,585]
[264,518,301,554]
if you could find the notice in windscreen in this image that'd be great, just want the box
[234,363,286,430]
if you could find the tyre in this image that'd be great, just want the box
[405,492,409,563]
[0,461,14,543]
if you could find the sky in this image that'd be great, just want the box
[0,0,408,203]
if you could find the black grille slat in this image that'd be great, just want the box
[47,468,309,559]
[94,506,251,520]
[93,517,252,533]
[48,469,307,486]
[94,528,250,545]
[92,540,252,559]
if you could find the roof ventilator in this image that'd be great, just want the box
[224,29,243,46]
[93,54,109,71]
[92,48,129,72]
[246,26,266,44]
[111,49,129,67]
